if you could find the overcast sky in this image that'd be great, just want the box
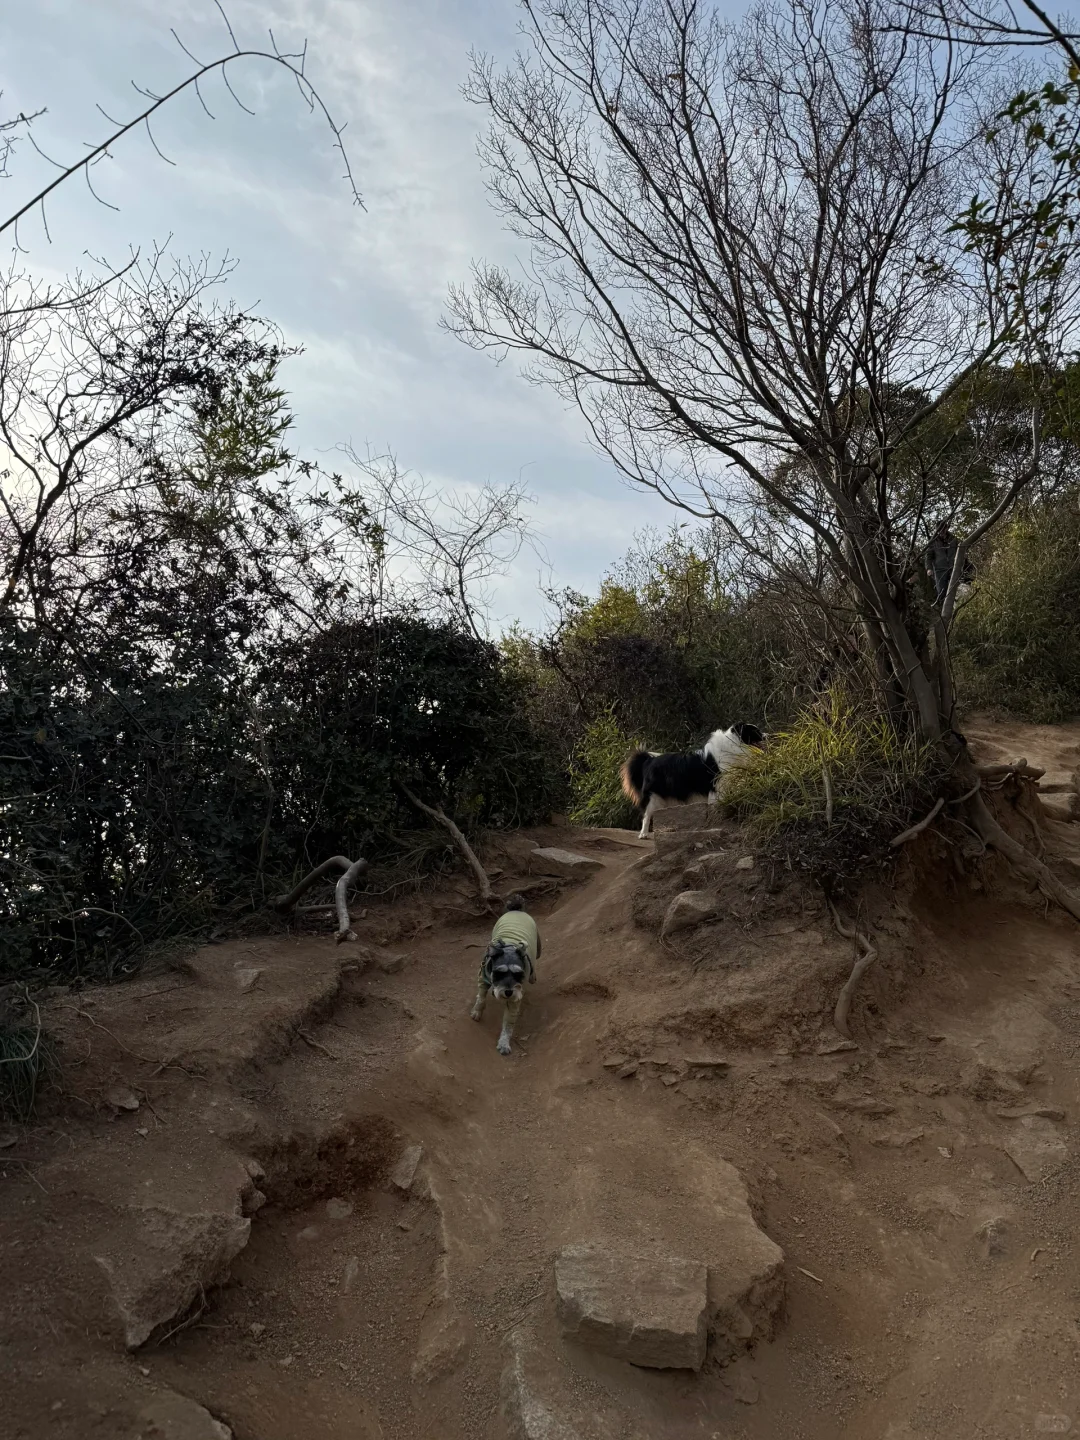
[0,0,695,632]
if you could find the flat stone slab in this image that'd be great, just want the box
[529,847,604,878]
[555,1243,708,1370]
[390,1142,424,1194]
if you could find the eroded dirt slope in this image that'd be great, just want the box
[4,724,1080,1439]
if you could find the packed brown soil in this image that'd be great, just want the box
[4,721,1080,1438]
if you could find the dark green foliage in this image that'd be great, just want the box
[0,613,558,982]
[953,491,1080,721]
[568,709,638,828]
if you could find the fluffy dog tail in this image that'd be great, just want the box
[620,748,651,807]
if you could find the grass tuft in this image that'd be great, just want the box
[0,994,50,1123]
[721,692,944,879]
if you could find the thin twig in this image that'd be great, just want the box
[822,766,834,826]
[296,1028,337,1060]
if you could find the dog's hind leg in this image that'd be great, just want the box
[496,995,522,1055]
[639,792,658,839]
[470,982,489,1022]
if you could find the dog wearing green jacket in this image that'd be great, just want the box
[471,893,540,1056]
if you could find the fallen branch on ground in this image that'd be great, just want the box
[827,899,878,1039]
[270,854,369,942]
[397,782,495,905]
[890,797,944,848]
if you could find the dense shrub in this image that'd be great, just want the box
[953,492,1080,721]
[567,708,638,828]
[0,613,559,982]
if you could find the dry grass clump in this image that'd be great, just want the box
[721,693,944,879]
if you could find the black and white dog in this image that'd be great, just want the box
[621,723,764,839]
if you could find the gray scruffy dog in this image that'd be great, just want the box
[471,893,540,1055]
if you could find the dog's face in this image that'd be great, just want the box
[732,722,764,748]
[488,946,527,1002]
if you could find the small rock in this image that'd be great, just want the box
[390,1143,423,1195]
[250,1322,266,1338]
[555,1242,708,1370]
[870,1127,925,1148]
[107,1087,140,1113]
[684,1056,730,1079]
[1004,1117,1069,1182]
[0,1130,18,1149]
[529,847,604,878]
[661,1074,680,1087]
[995,1104,1066,1121]
[832,1097,895,1116]
[661,890,721,939]
[241,1188,266,1217]
[1034,1414,1073,1433]
[725,1370,760,1405]
[602,1054,629,1070]
[279,1354,294,1368]
[927,1034,947,1042]
[617,1062,639,1079]
[244,1158,266,1183]
[1039,792,1080,824]
[735,856,755,870]
[816,1038,858,1055]
[342,1256,360,1293]
[325,1196,354,1220]
[682,852,730,886]
[135,1127,149,1137]
[376,952,405,974]
[234,967,263,994]
[975,1217,1010,1259]
[138,1392,232,1440]
[296,1225,319,1242]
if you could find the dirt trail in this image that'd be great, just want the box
[5,725,1080,1439]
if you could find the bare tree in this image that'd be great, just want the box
[1,10,360,247]
[447,0,1080,742]
[340,446,535,639]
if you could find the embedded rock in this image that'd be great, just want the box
[95,1205,251,1349]
[529,848,604,879]
[1039,791,1080,824]
[555,1243,708,1370]
[138,1391,233,1439]
[660,890,721,939]
[1003,1116,1069,1182]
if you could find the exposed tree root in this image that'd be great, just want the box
[827,898,878,1039]
[397,782,496,906]
[968,793,1080,924]
[890,797,944,848]
[270,854,370,942]
[975,758,1045,781]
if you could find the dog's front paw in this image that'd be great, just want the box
[470,1004,484,1022]
[496,1037,512,1056]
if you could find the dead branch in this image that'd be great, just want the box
[822,766,834,826]
[334,858,369,943]
[827,899,878,1039]
[890,797,944,848]
[967,794,1080,921]
[397,782,494,905]
[270,854,369,943]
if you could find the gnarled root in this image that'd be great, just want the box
[827,898,878,1039]
[271,854,370,942]
[968,792,1080,923]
